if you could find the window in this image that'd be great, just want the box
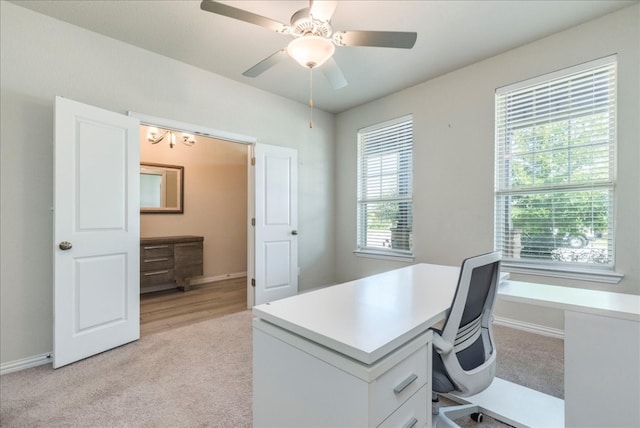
[357,115,413,257]
[495,56,616,275]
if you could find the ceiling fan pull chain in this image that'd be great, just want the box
[309,67,314,128]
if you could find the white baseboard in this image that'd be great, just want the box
[190,271,247,286]
[493,315,564,339]
[1,352,51,376]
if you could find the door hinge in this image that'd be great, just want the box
[251,278,256,287]
[251,218,255,226]
[251,157,256,166]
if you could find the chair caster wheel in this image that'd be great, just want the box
[471,412,484,423]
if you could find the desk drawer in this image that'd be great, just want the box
[141,244,173,258]
[377,384,428,428]
[141,268,175,286]
[175,242,203,263]
[141,256,173,271]
[371,345,428,425]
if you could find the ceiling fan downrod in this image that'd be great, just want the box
[309,66,314,129]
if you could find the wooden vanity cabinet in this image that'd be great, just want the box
[140,236,203,292]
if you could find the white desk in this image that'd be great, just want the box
[252,263,460,427]
[497,280,640,428]
[252,264,640,428]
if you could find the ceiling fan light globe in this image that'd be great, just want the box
[287,36,335,69]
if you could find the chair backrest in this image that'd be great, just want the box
[438,251,501,396]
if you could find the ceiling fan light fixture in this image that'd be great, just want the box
[287,36,335,69]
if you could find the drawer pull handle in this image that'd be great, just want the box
[393,373,418,394]
[143,245,169,250]
[402,417,418,428]
[144,270,169,276]
[176,243,198,247]
[144,258,169,263]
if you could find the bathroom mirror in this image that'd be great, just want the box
[140,163,184,214]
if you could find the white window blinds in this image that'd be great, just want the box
[357,116,413,255]
[495,56,616,269]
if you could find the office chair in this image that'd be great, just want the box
[431,251,501,428]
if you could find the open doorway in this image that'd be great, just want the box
[138,124,249,336]
[53,100,297,367]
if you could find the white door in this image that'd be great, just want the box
[53,97,140,368]
[253,144,298,305]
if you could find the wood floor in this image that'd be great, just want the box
[140,276,248,336]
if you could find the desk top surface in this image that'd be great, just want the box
[498,280,640,321]
[254,263,639,364]
[253,263,459,364]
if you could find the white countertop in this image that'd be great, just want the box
[498,280,640,322]
[252,263,460,364]
[253,263,639,365]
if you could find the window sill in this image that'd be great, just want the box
[501,262,623,284]
[353,250,415,263]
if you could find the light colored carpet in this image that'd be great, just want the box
[1,310,253,427]
[0,311,563,427]
[493,324,564,399]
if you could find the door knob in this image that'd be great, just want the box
[291,230,298,235]
[59,241,73,250]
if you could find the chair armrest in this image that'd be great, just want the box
[432,333,453,355]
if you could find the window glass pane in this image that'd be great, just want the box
[495,57,615,269]
[357,116,413,255]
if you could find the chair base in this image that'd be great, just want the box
[432,397,485,428]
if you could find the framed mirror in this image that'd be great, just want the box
[140,163,184,214]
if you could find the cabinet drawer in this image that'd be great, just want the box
[141,244,173,258]
[141,256,173,272]
[174,242,203,263]
[141,268,175,286]
[371,345,428,425]
[174,242,203,277]
[377,384,428,428]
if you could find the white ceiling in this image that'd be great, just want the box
[12,0,637,113]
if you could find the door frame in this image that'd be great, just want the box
[129,112,258,308]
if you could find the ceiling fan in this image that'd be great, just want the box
[200,0,417,89]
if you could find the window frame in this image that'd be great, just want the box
[494,56,622,283]
[355,115,414,261]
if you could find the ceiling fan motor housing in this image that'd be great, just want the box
[290,7,332,38]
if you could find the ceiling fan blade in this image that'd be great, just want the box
[200,0,287,33]
[321,57,348,89]
[334,30,417,49]
[309,0,338,22]
[242,49,289,78]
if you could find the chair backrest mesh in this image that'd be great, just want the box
[460,262,498,326]
[441,253,501,371]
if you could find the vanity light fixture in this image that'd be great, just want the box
[146,127,196,148]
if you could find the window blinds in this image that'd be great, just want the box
[357,116,413,254]
[495,56,616,268]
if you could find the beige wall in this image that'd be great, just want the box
[0,2,336,366]
[140,126,248,280]
[335,5,640,330]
